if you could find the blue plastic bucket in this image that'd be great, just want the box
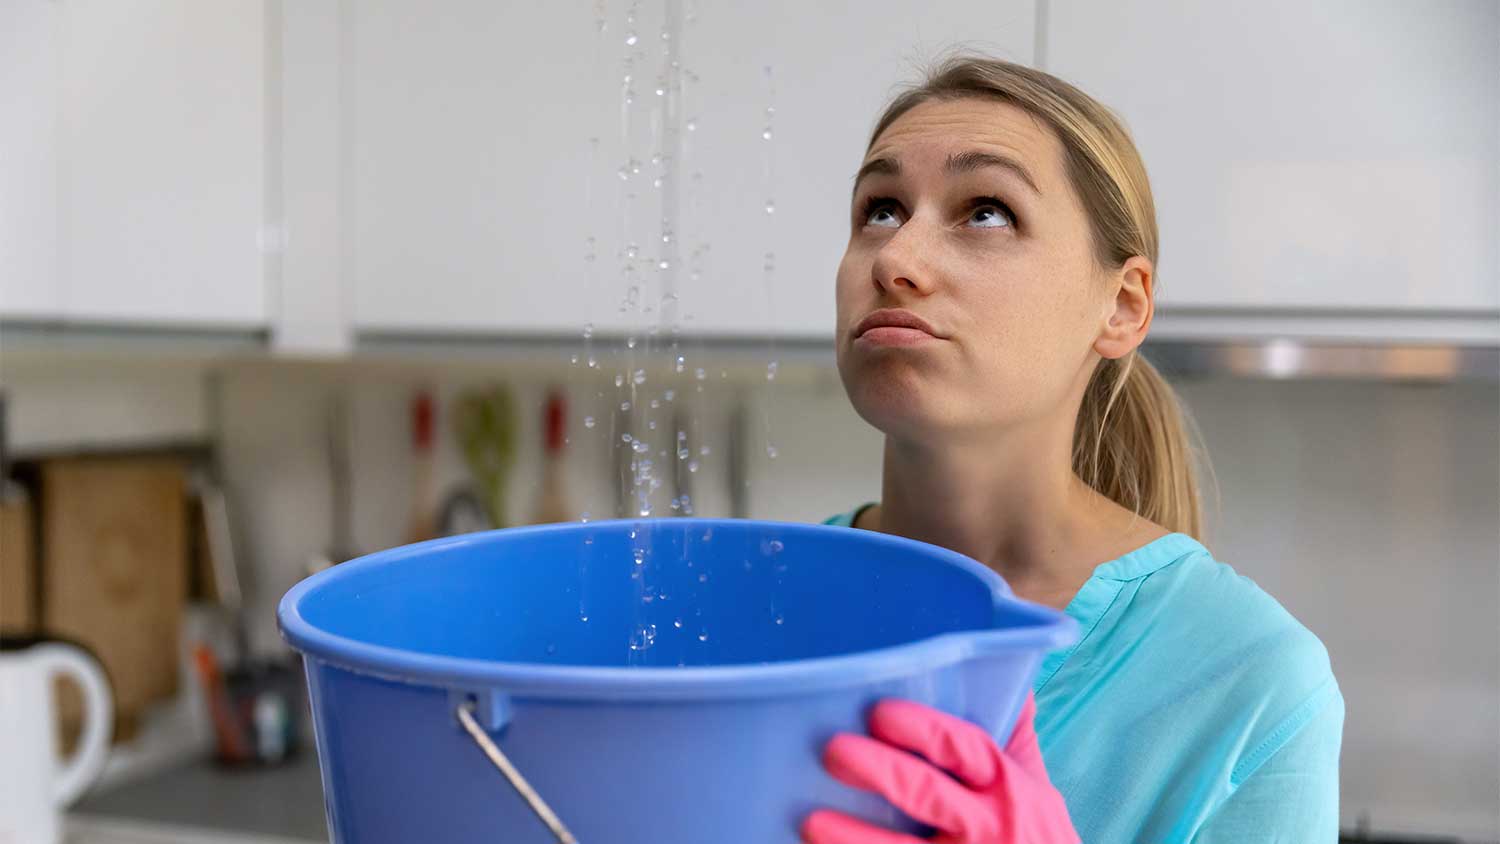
[277,518,1076,843]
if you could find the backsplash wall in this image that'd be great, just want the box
[2,354,1495,839]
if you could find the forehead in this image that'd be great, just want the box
[865,97,1068,188]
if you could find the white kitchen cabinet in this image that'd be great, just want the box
[0,0,63,320]
[346,0,613,336]
[1045,0,1500,339]
[60,0,268,328]
[673,0,1037,338]
[347,0,1037,339]
[27,0,269,329]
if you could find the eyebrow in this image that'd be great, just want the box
[851,150,1042,198]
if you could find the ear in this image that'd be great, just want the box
[1093,256,1154,360]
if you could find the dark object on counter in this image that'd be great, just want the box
[193,643,304,767]
[1338,834,1461,843]
[1339,812,1461,844]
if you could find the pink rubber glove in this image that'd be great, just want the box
[803,693,1079,844]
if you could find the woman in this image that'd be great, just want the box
[802,57,1343,843]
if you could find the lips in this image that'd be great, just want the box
[853,309,942,339]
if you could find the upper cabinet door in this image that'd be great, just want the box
[1045,0,1500,317]
[347,0,619,336]
[58,0,268,328]
[678,0,1037,339]
[348,0,1037,339]
[0,1,63,320]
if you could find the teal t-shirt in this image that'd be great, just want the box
[825,508,1343,842]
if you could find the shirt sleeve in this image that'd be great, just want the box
[1192,684,1345,843]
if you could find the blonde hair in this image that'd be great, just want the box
[868,54,1205,538]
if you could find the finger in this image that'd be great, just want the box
[800,810,925,844]
[1003,692,1045,771]
[823,732,992,838]
[868,699,1001,789]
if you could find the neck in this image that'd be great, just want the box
[876,418,1147,608]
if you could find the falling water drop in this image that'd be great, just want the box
[625,32,638,46]
[766,361,779,381]
[584,416,596,429]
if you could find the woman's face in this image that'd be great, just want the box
[836,97,1132,443]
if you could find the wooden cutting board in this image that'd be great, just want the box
[41,456,188,741]
[0,493,36,634]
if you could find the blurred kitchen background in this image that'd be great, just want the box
[1,1,1497,842]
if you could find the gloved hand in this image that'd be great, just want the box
[802,693,1079,844]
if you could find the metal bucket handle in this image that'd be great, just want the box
[451,691,578,844]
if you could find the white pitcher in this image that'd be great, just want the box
[0,639,113,844]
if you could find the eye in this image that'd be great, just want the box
[967,197,1015,229]
[859,196,902,229]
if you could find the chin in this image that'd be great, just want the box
[837,354,956,439]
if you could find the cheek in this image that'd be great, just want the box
[960,251,1100,403]
[834,248,867,320]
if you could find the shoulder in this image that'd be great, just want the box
[1140,543,1342,775]
[1150,545,1334,689]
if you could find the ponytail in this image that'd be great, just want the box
[1074,352,1203,539]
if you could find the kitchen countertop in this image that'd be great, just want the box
[70,752,326,843]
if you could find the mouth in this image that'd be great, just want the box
[853,309,944,346]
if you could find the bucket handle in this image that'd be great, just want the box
[454,699,579,844]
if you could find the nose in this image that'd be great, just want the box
[870,224,935,297]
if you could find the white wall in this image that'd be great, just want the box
[1179,378,1500,839]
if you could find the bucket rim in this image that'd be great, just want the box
[277,518,1079,701]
